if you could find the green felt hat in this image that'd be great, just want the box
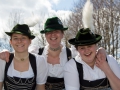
[5,24,35,39]
[40,17,68,34]
[68,28,102,46]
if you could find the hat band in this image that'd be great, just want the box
[75,38,96,43]
[45,24,63,29]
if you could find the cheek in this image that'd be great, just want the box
[59,34,63,39]
[93,46,98,51]
[9,40,14,46]
[77,50,83,55]
[45,35,50,40]
[27,40,31,45]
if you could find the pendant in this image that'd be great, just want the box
[21,58,24,61]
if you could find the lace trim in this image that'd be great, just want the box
[5,75,35,89]
[81,78,110,90]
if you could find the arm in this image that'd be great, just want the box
[0,59,5,90]
[36,55,48,90]
[0,82,3,90]
[96,55,120,90]
[64,59,80,90]
[36,84,45,90]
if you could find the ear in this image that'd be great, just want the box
[29,39,32,45]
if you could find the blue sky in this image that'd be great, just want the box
[52,0,79,10]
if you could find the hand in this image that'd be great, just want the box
[0,51,10,62]
[95,56,109,72]
[96,47,106,62]
[96,47,109,71]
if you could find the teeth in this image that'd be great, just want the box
[85,53,91,55]
[50,38,56,40]
[17,45,24,47]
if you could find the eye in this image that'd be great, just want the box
[13,38,18,40]
[88,45,92,48]
[79,47,84,50]
[80,47,84,50]
[22,37,26,39]
[21,37,27,40]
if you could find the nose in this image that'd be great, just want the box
[50,31,57,36]
[84,47,89,52]
[18,38,23,42]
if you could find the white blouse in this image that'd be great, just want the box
[29,45,69,78]
[0,54,48,85]
[64,55,120,90]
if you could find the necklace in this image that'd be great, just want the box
[49,46,61,51]
[14,53,29,61]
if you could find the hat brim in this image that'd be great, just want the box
[40,27,68,34]
[69,34,102,46]
[5,31,35,39]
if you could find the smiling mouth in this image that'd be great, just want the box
[50,37,57,40]
[16,45,24,47]
[84,52,91,56]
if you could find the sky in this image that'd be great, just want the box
[0,0,79,38]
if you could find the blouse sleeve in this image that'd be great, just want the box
[0,59,6,82]
[35,54,48,85]
[107,55,120,79]
[64,59,80,90]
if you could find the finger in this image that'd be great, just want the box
[0,52,5,60]
[96,55,101,62]
[95,62,100,67]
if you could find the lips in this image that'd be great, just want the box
[50,37,57,40]
[16,44,24,48]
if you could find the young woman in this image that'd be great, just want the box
[39,17,71,90]
[0,24,48,90]
[64,28,120,90]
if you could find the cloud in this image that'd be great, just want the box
[51,0,60,5]
[0,0,73,38]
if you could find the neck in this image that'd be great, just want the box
[88,61,96,69]
[49,46,61,51]
[14,52,29,61]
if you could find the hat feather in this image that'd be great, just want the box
[24,13,40,27]
[82,0,94,31]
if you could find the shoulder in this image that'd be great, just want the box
[30,53,47,66]
[107,55,120,78]
[107,55,119,68]
[107,55,117,63]
[64,58,77,71]
[0,59,6,82]
[0,59,6,73]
